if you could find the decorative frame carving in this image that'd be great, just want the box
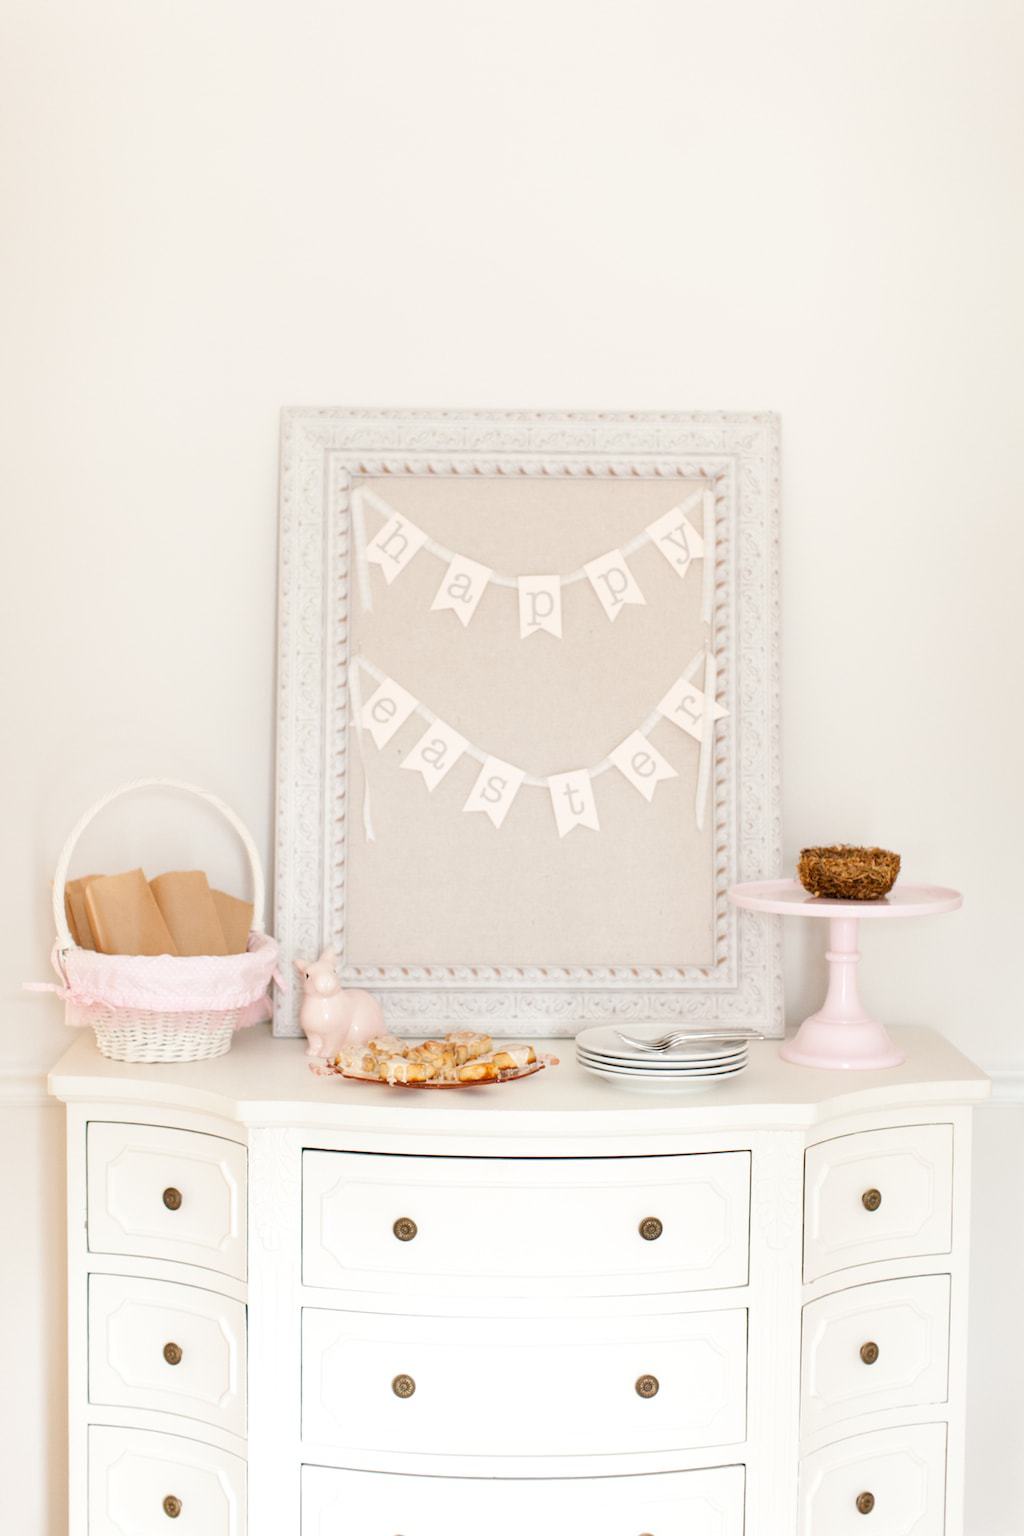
[274,408,781,1035]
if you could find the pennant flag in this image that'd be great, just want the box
[548,770,600,836]
[517,574,562,639]
[584,549,646,622]
[431,554,492,627]
[609,730,679,802]
[645,504,705,578]
[360,676,418,748]
[463,755,525,828]
[657,676,728,742]
[401,720,468,791]
[365,513,429,584]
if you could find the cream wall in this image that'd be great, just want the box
[1,1,1022,1531]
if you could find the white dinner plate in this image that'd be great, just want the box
[577,1045,748,1070]
[578,1061,749,1089]
[576,1055,749,1080]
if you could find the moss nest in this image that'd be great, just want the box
[797,845,901,901]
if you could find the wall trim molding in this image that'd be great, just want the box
[2,1061,1023,1109]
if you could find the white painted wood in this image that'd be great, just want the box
[302,1149,750,1297]
[89,1274,246,1436]
[804,1124,953,1282]
[88,1425,246,1536]
[798,1422,946,1535]
[800,1275,950,1440]
[301,1462,746,1535]
[302,1307,747,1457]
[47,1027,986,1536]
[87,1121,247,1280]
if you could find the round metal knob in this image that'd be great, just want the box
[856,1490,875,1515]
[860,1341,879,1365]
[862,1188,882,1212]
[163,1494,182,1518]
[635,1374,660,1398]
[392,1374,416,1398]
[163,1342,183,1366]
[162,1187,182,1211]
[393,1217,418,1242]
[638,1217,663,1242]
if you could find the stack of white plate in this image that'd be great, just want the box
[576,1025,750,1087]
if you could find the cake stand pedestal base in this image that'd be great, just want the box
[778,915,905,1070]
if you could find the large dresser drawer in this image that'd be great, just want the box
[799,1423,946,1534]
[88,1122,247,1280]
[302,1462,746,1535]
[803,1125,952,1283]
[89,1425,246,1536]
[89,1274,247,1437]
[302,1307,747,1457]
[801,1275,949,1439]
[302,1150,751,1297]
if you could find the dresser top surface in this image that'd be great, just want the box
[49,1025,989,1133]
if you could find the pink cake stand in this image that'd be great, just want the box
[729,879,963,1069]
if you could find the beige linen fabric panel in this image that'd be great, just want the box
[345,475,715,969]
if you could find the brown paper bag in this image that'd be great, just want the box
[149,871,228,957]
[211,889,254,954]
[85,870,179,956]
[64,875,101,950]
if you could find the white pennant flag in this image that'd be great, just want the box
[360,676,418,748]
[401,719,468,791]
[431,554,492,627]
[364,513,429,584]
[609,730,679,802]
[657,676,728,742]
[645,504,705,578]
[463,755,525,829]
[584,549,646,622]
[547,770,600,837]
[517,575,562,639]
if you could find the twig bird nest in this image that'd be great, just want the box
[797,845,901,901]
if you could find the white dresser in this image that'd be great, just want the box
[49,1025,988,1536]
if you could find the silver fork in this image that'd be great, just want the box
[615,1028,764,1052]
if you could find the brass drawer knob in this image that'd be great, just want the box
[860,1341,879,1365]
[162,1187,183,1211]
[638,1217,663,1242]
[163,1342,183,1366]
[856,1490,875,1514]
[163,1494,182,1518]
[635,1374,660,1398]
[392,1374,416,1398]
[862,1188,882,1212]
[393,1217,418,1242]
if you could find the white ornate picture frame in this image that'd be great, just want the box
[274,408,781,1036]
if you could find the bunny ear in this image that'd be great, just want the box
[293,957,306,974]
[320,946,337,965]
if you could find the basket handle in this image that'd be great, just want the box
[52,778,266,951]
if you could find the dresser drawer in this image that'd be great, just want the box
[89,1425,246,1536]
[88,1122,247,1280]
[302,1462,745,1535]
[799,1423,946,1534]
[803,1125,952,1282]
[801,1275,949,1439]
[302,1150,750,1297]
[89,1274,246,1437]
[302,1307,747,1457]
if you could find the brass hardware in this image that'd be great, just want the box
[393,1217,418,1242]
[638,1217,663,1242]
[392,1374,416,1398]
[162,1187,182,1211]
[856,1491,875,1515]
[163,1495,182,1518]
[163,1342,183,1366]
[860,1341,879,1365]
[635,1374,660,1398]
[862,1188,882,1212]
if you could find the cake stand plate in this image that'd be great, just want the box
[729,879,963,1069]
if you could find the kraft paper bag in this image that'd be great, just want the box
[149,871,228,957]
[85,869,179,956]
[211,889,254,954]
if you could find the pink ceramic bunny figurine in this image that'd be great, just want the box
[293,947,384,1059]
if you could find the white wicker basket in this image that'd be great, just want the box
[45,779,278,1064]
